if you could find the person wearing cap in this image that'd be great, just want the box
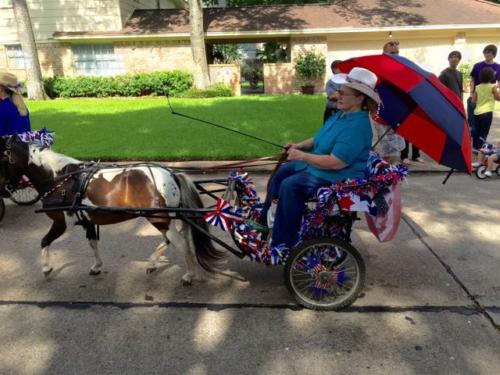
[0,72,31,137]
[262,67,378,249]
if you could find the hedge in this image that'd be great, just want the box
[43,71,194,98]
[177,83,234,98]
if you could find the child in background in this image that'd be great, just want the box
[472,67,500,150]
[474,142,500,177]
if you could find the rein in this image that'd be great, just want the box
[41,174,74,200]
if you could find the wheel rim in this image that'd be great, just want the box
[289,242,361,308]
[9,186,40,204]
[476,166,487,179]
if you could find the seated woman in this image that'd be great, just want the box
[0,72,31,137]
[262,67,381,249]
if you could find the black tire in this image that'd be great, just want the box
[284,237,365,311]
[475,165,488,179]
[9,186,41,205]
[0,198,5,222]
[496,165,500,176]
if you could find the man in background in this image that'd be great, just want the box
[439,51,463,100]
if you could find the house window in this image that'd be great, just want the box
[6,45,25,69]
[72,44,125,76]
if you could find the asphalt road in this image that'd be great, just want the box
[0,172,499,374]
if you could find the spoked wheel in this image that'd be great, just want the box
[0,198,5,222]
[284,238,365,311]
[8,185,41,205]
[475,165,488,179]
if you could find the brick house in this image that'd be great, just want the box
[1,0,500,94]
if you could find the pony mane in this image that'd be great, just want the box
[28,144,81,176]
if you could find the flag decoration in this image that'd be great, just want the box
[15,128,55,147]
[298,152,408,244]
[203,198,244,232]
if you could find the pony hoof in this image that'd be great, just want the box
[181,278,193,286]
[43,267,53,278]
[89,269,101,276]
[146,267,157,274]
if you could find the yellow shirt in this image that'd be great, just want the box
[474,83,496,115]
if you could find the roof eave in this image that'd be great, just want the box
[52,23,500,42]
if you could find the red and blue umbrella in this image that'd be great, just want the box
[338,54,472,174]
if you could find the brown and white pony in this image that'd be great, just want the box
[0,136,225,283]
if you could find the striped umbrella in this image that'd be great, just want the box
[338,54,472,174]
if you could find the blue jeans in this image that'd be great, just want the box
[262,161,330,248]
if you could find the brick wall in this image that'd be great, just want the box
[208,64,240,96]
[263,63,295,94]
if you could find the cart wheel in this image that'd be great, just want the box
[0,198,5,222]
[475,165,488,179]
[284,237,365,311]
[9,186,41,205]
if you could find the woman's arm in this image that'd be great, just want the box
[287,148,346,170]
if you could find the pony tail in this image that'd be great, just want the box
[175,173,226,272]
[11,92,28,117]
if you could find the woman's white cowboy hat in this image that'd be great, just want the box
[332,67,381,104]
[0,72,22,93]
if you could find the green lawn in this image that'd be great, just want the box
[28,96,325,160]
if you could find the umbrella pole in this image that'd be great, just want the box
[372,126,393,150]
[442,169,454,184]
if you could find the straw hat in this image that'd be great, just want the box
[332,67,381,104]
[0,72,22,93]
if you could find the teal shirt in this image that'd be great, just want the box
[296,111,373,183]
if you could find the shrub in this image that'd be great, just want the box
[458,63,472,90]
[294,49,326,85]
[178,83,234,98]
[43,70,193,98]
[241,61,263,89]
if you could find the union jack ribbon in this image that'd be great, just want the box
[203,198,244,232]
[16,129,55,147]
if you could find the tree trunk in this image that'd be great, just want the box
[12,0,47,100]
[188,0,211,89]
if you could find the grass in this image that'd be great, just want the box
[27,96,325,160]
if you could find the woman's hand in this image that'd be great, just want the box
[287,147,305,161]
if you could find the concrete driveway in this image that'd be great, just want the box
[0,173,499,374]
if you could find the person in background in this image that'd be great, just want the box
[439,51,463,101]
[471,67,500,150]
[323,60,342,123]
[383,41,423,164]
[383,40,399,55]
[473,142,500,177]
[0,72,31,137]
[468,44,500,150]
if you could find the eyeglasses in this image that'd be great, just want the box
[338,90,358,97]
[387,41,399,47]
